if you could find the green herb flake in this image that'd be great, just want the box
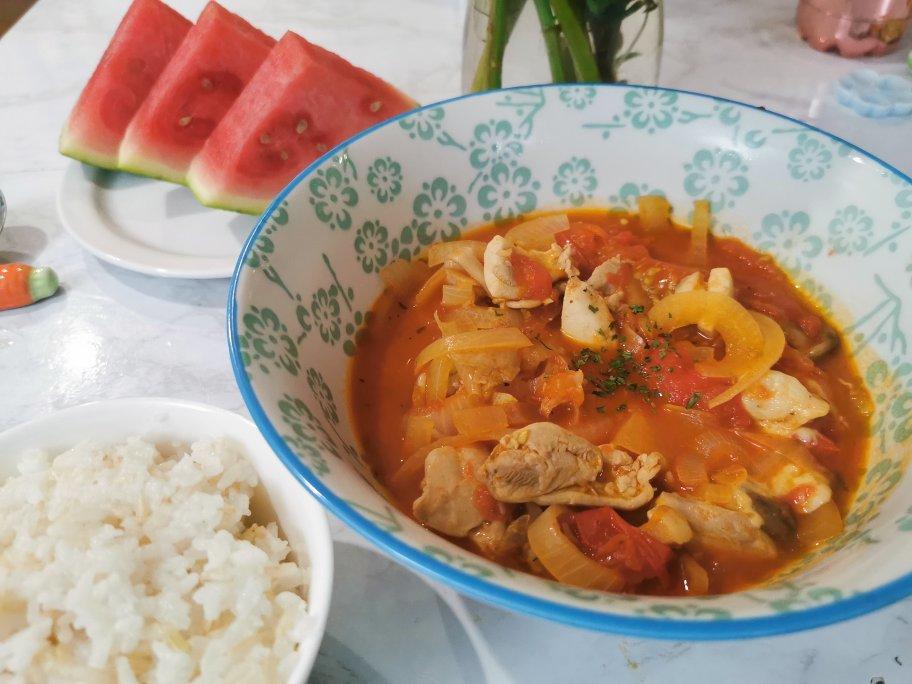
[596,405,607,414]
[630,304,646,314]
[571,348,603,369]
[616,403,628,412]
[685,392,701,409]
[588,304,600,313]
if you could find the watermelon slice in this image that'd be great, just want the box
[59,0,191,170]
[187,31,417,215]
[118,1,275,184]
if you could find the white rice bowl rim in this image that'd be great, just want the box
[0,397,333,683]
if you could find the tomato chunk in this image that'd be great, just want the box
[640,346,731,410]
[555,222,609,276]
[564,506,672,584]
[510,251,552,300]
[473,485,511,522]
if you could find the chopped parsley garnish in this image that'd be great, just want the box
[596,405,606,414]
[584,349,657,405]
[571,348,602,369]
[588,304,600,313]
[685,392,702,409]
[630,304,646,314]
[616,403,628,412]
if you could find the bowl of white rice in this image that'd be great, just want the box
[0,398,333,683]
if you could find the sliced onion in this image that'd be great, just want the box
[695,482,734,506]
[676,452,709,488]
[797,500,843,546]
[638,195,671,231]
[404,415,435,452]
[391,434,477,491]
[437,306,523,335]
[414,327,532,371]
[612,409,659,454]
[425,356,453,403]
[648,290,765,379]
[527,505,626,592]
[504,214,569,250]
[706,312,786,408]
[452,404,509,440]
[413,267,447,305]
[441,283,476,308]
[380,259,430,298]
[693,429,751,469]
[426,240,486,267]
[689,199,710,265]
[680,553,710,595]
[711,465,748,486]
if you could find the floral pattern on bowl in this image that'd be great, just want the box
[229,85,912,638]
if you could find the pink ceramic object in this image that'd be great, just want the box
[797,0,911,57]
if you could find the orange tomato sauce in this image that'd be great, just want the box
[348,208,871,594]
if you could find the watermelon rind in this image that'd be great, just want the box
[117,141,190,185]
[186,163,266,215]
[59,132,120,171]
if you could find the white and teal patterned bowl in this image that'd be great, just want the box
[229,85,912,638]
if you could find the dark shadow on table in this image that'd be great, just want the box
[89,254,229,317]
[310,541,486,683]
[0,223,49,263]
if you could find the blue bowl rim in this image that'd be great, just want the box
[228,82,912,640]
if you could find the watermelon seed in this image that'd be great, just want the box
[316,143,327,153]
[369,101,382,113]
[178,116,192,127]
[260,133,272,145]
[296,119,308,134]
[201,77,214,91]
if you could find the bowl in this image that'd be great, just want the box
[228,84,912,639]
[0,398,333,680]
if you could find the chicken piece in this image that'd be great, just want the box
[642,505,694,545]
[451,349,521,399]
[413,445,487,537]
[482,235,552,309]
[480,423,602,502]
[530,356,585,420]
[557,243,580,279]
[479,424,662,509]
[560,276,617,350]
[526,242,576,280]
[656,492,777,558]
[767,463,832,514]
[469,515,530,559]
[534,448,663,508]
[483,235,520,301]
[587,257,622,293]
[741,370,830,436]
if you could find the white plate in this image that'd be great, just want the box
[0,398,333,682]
[57,161,257,279]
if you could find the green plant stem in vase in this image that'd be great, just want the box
[463,0,663,92]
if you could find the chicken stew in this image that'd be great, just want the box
[350,199,871,596]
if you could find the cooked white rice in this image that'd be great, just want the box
[0,438,311,683]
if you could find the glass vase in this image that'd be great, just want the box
[462,0,664,93]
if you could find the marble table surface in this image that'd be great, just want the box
[1,0,911,681]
